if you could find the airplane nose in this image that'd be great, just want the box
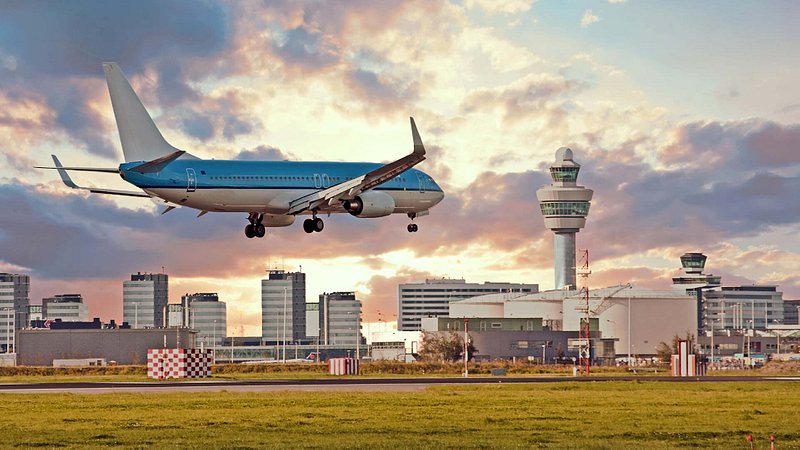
[433,190,445,205]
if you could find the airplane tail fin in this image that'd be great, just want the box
[103,62,195,162]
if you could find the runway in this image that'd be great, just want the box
[1,376,798,394]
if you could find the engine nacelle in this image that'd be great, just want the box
[263,214,295,227]
[342,191,396,218]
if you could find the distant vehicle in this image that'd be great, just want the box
[37,63,445,238]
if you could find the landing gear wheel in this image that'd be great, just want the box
[245,224,256,238]
[313,217,324,232]
[407,223,418,233]
[303,219,315,234]
[412,223,418,232]
[255,223,266,238]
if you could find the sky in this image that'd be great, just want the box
[1,0,799,336]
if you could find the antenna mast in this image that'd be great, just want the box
[577,249,591,375]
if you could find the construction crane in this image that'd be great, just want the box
[589,283,633,316]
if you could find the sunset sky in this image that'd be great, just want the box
[1,1,799,336]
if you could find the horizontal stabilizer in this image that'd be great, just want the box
[34,165,119,174]
[50,154,151,198]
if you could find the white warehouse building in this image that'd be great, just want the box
[449,286,697,357]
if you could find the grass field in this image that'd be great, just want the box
[2,381,798,449]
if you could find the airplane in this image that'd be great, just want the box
[37,63,445,238]
[241,352,318,364]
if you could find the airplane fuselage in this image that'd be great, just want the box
[120,159,444,217]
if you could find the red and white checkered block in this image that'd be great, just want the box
[147,348,213,379]
[328,357,359,375]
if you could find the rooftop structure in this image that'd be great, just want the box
[398,278,538,331]
[536,148,594,289]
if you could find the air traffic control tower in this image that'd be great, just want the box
[536,147,593,289]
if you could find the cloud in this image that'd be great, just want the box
[460,73,587,125]
[0,1,236,159]
[235,145,295,161]
[581,10,600,28]
[464,0,536,15]
[659,120,800,171]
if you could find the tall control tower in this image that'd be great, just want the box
[536,147,593,289]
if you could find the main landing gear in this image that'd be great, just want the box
[303,215,325,234]
[245,213,266,239]
[407,212,419,233]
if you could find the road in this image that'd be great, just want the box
[1,376,798,394]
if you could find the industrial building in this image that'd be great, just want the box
[122,272,168,328]
[439,286,696,359]
[261,270,306,344]
[17,327,197,366]
[42,294,89,322]
[536,147,593,290]
[319,292,363,347]
[398,278,538,331]
[182,293,227,347]
[0,273,29,353]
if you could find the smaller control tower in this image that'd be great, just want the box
[536,147,593,290]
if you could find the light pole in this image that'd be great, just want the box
[282,286,287,362]
[213,319,217,351]
[627,296,632,367]
[2,307,12,353]
[356,308,361,361]
[463,318,469,378]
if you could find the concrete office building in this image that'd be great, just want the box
[261,270,306,344]
[784,299,800,325]
[398,278,538,331]
[449,286,697,357]
[670,253,784,332]
[703,286,783,331]
[183,293,227,347]
[167,304,186,327]
[42,294,89,322]
[319,292,362,346]
[0,273,30,353]
[306,302,320,339]
[536,147,594,289]
[122,273,168,328]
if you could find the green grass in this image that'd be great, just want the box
[1,382,798,449]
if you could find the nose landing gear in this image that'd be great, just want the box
[407,212,419,233]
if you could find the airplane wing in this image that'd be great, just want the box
[287,117,426,215]
[48,155,151,198]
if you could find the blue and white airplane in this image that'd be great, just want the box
[38,63,444,238]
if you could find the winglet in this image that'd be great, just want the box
[410,117,425,156]
[52,155,79,189]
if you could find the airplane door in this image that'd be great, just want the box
[313,174,322,188]
[416,173,426,193]
[186,168,197,192]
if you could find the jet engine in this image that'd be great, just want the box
[342,191,396,218]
